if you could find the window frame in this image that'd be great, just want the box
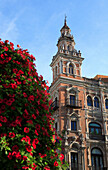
[69,64,73,75]
[89,122,102,135]
[94,97,99,108]
[105,99,108,109]
[91,148,104,169]
[70,95,76,106]
[71,121,77,131]
[87,95,93,107]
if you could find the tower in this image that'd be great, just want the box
[50,16,84,84]
[50,18,108,170]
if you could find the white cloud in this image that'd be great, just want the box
[0,8,26,42]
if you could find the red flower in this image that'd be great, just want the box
[32,138,39,149]
[36,109,39,115]
[60,154,64,161]
[16,152,21,159]
[32,114,36,119]
[24,127,29,133]
[10,83,17,89]
[35,124,40,132]
[12,145,19,151]
[22,166,29,169]
[3,116,7,122]
[9,98,15,103]
[15,116,22,126]
[7,152,12,160]
[10,42,14,46]
[0,54,4,59]
[0,133,7,137]
[0,123,2,127]
[54,161,58,167]
[26,120,33,124]
[25,145,32,152]
[24,109,29,115]
[34,130,39,136]
[12,151,17,157]
[6,100,13,106]
[39,153,47,158]
[13,68,18,73]
[44,167,50,170]
[23,92,27,97]
[21,136,31,145]
[23,156,27,161]
[17,44,21,48]
[10,121,17,127]
[0,99,3,103]
[3,46,8,51]
[5,40,9,44]
[9,132,15,138]
[18,70,24,74]
[28,95,34,101]
[29,152,33,156]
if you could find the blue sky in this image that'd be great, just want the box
[0,0,108,84]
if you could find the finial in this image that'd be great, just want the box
[64,15,67,26]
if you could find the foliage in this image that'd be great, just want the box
[0,39,68,169]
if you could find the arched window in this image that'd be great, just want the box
[87,96,93,106]
[69,64,73,74]
[89,122,102,135]
[91,148,104,169]
[105,99,108,109]
[94,97,99,108]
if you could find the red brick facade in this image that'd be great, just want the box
[50,18,108,170]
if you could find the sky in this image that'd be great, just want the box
[0,0,108,85]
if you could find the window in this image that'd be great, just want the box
[71,121,77,130]
[70,95,75,106]
[87,96,93,106]
[91,148,104,169]
[69,64,73,74]
[89,123,102,135]
[71,152,78,170]
[55,66,57,76]
[55,122,57,132]
[67,45,70,51]
[105,99,108,109]
[94,97,99,108]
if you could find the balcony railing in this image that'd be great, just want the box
[66,98,82,108]
[70,163,83,170]
[89,134,105,141]
[90,166,107,170]
[50,100,59,111]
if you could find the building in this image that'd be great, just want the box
[49,17,108,170]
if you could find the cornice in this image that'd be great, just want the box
[50,76,108,93]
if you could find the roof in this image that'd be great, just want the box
[94,75,108,83]
[60,17,70,31]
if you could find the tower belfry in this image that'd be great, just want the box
[50,18,84,84]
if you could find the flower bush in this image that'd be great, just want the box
[0,39,67,169]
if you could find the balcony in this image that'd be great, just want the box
[71,163,83,170]
[50,100,59,111]
[91,166,107,170]
[89,134,105,141]
[66,98,82,109]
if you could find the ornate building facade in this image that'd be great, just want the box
[49,18,108,170]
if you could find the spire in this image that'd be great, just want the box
[60,16,70,31]
[64,15,67,26]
